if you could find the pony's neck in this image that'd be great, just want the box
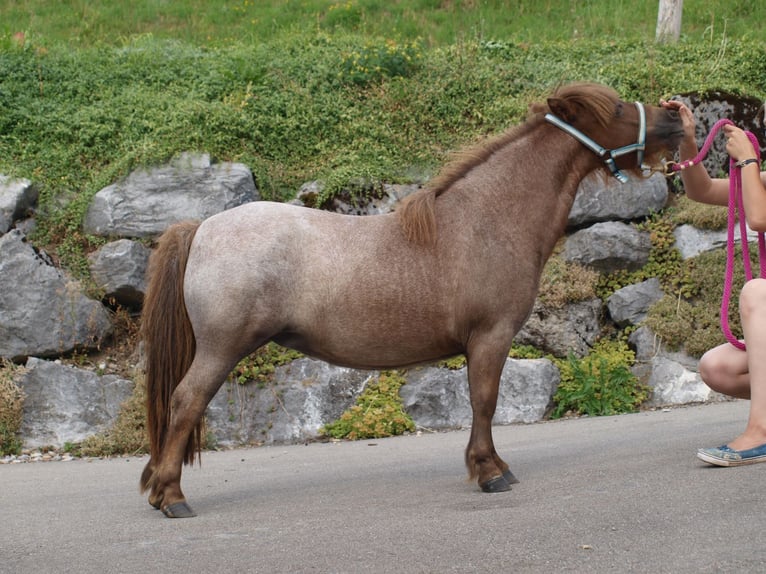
[439,124,600,257]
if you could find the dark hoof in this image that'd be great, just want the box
[480,474,512,493]
[162,501,197,518]
[503,468,520,485]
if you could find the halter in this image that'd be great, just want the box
[545,102,646,183]
[669,119,765,351]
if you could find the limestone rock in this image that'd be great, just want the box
[83,153,258,238]
[0,175,38,234]
[0,231,112,361]
[17,358,132,448]
[88,239,150,308]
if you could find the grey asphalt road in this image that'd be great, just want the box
[2,400,764,574]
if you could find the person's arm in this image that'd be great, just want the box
[661,99,729,206]
[724,124,766,231]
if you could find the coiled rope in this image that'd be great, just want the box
[671,119,763,351]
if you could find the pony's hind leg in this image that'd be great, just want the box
[146,350,236,518]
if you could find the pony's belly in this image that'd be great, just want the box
[272,332,459,370]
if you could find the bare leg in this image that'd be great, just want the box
[698,279,766,450]
[730,279,766,449]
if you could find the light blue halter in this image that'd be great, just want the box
[544,101,646,184]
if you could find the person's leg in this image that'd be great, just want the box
[727,278,766,450]
[697,279,766,465]
[698,342,749,400]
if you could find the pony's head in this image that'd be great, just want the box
[534,83,684,180]
[398,83,684,245]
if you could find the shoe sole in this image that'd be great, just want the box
[697,450,766,467]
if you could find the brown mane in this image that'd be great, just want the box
[397,83,620,244]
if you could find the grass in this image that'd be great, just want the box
[2,1,765,48]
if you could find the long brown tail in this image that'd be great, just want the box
[140,220,202,471]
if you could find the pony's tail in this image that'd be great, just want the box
[140,220,201,476]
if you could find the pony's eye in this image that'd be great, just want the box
[616,102,624,118]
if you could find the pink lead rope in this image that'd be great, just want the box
[671,119,764,351]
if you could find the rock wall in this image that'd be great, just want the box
[3,88,762,448]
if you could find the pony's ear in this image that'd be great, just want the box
[547,97,580,124]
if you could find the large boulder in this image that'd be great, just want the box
[400,358,559,428]
[0,231,112,361]
[607,278,664,328]
[629,325,726,407]
[83,153,258,238]
[17,358,133,448]
[206,358,374,445]
[564,221,651,273]
[568,172,668,228]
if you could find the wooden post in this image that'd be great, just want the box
[656,0,683,43]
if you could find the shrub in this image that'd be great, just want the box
[0,360,25,456]
[339,39,422,86]
[551,340,649,418]
[231,343,303,387]
[645,246,753,358]
[538,257,600,308]
[668,194,728,231]
[79,375,149,457]
[321,371,415,440]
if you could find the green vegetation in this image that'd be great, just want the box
[2,1,765,48]
[321,371,415,440]
[539,258,600,308]
[0,360,25,456]
[231,343,303,387]
[551,340,649,418]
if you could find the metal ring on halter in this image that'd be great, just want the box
[663,161,680,177]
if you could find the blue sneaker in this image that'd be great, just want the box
[697,443,766,467]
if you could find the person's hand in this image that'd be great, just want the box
[723,124,757,162]
[660,99,695,142]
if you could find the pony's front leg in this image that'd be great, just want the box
[465,342,517,493]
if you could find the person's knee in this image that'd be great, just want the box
[698,350,727,392]
[739,278,766,322]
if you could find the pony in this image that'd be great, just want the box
[139,82,683,517]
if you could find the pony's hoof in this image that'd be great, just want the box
[503,468,520,485]
[480,474,512,493]
[162,501,197,518]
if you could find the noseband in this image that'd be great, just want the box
[544,102,646,183]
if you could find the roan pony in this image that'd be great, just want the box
[139,82,683,517]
